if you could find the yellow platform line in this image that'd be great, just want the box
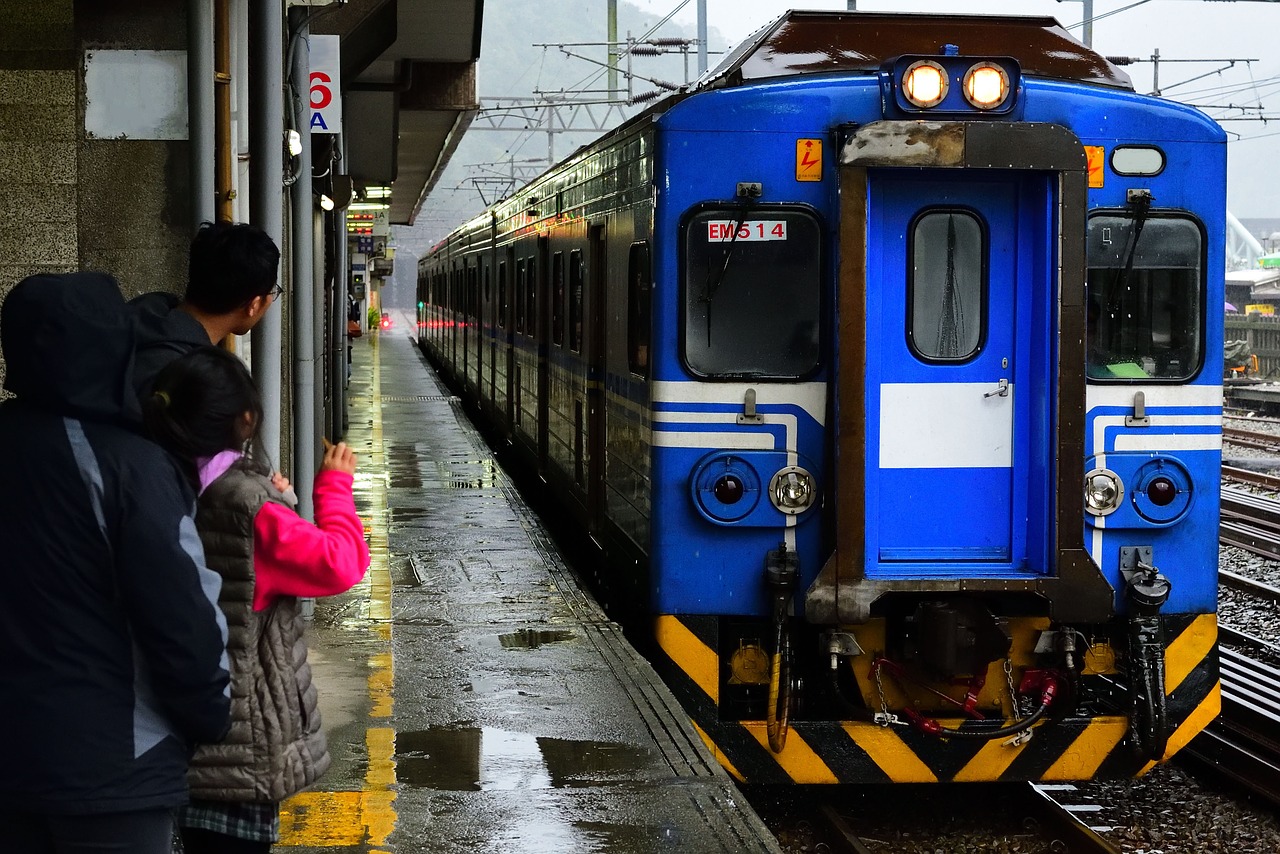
[279,332,397,849]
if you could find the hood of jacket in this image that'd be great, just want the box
[130,291,210,354]
[1,272,140,423]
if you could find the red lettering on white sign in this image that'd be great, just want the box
[706,220,788,242]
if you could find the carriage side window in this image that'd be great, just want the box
[468,264,477,317]
[628,242,652,377]
[1087,214,1203,381]
[498,260,508,329]
[683,208,821,378]
[569,249,584,353]
[552,252,565,347]
[526,255,538,339]
[515,258,527,334]
[909,210,985,362]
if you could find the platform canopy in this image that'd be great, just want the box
[315,0,483,225]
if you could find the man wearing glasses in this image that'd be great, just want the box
[132,220,282,398]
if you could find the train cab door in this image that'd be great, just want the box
[864,171,1052,577]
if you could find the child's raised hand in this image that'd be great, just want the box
[271,472,292,494]
[320,439,357,475]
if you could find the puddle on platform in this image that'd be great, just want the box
[435,458,498,489]
[387,442,424,489]
[395,726,651,791]
[390,505,428,526]
[498,628,575,649]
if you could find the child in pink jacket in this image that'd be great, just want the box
[143,346,369,854]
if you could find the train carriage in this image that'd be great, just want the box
[418,11,1223,785]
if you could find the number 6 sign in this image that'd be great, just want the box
[307,35,342,134]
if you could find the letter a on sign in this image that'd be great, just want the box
[796,138,822,182]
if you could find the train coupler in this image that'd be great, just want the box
[1120,546,1172,761]
[764,543,798,753]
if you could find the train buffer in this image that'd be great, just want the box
[279,314,781,853]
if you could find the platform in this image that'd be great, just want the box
[275,314,781,853]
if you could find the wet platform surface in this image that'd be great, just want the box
[277,315,781,853]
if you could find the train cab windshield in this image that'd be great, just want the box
[683,207,821,378]
[1086,213,1203,381]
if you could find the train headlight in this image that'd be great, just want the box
[963,62,1010,110]
[902,60,948,109]
[770,466,816,515]
[1083,468,1124,516]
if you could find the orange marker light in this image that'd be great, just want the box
[903,60,948,108]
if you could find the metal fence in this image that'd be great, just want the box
[1226,314,1280,378]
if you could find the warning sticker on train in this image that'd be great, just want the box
[796,138,823,181]
[706,221,789,241]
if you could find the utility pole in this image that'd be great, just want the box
[608,0,619,100]
[1107,50,1256,99]
[697,0,707,75]
[1056,0,1094,47]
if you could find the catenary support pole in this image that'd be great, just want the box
[697,0,707,75]
[188,0,215,228]
[607,0,618,100]
[336,134,349,439]
[290,8,316,520]
[249,0,284,471]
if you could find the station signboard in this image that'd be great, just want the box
[309,35,342,134]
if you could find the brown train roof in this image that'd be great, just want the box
[703,11,1133,92]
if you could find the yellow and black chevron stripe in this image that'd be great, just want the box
[656,612,1220,784]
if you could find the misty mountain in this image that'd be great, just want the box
[394,1,734,257]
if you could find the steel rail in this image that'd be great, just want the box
[1184,634,1280,809]
[1220,568,1280,603]
[1221,487,1280,559]
[1223,425,1280,453]
[1225,409,1280,426]
[1019,784,1123,854]
[1222,465,1280,492]
[815,804,874,854]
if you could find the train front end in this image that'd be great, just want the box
[649,12,1223,784]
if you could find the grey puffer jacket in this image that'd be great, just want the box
[188,459,330,802]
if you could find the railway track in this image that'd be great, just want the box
[1184,627,1280,810]
[1221,484,1280,560]
[1207,482,1280,807]
[771,782,1123,853]
[1222,465,1280,492]
[1223,425,1280,454]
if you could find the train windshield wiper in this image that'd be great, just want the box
[702,209,749,346]
[1107,190,1153,316]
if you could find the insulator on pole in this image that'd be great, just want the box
[630,89,664,104]
[631,46,662,56]
[654,79,680,90]
[649,37,688,46]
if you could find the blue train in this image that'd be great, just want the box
[417,11,1222,784]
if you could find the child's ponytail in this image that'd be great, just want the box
[143,346,263,462]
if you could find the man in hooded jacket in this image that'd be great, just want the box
[0,272,232,852]
[131,220,281,397]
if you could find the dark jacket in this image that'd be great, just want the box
[0,273,231,815]
[130,291,213,398]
